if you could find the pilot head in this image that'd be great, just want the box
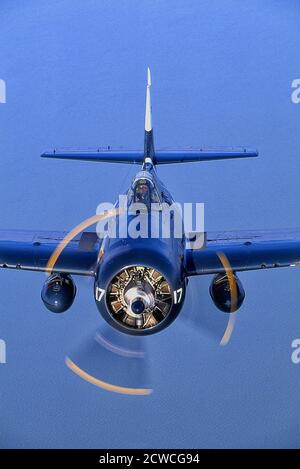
[135,181,150,204]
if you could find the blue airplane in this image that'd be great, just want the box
[0,69,299,336]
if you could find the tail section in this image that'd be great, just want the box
[41,69,258,165]
[144,67,155,161]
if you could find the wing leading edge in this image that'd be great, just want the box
[2,228,299,278]
[185,229,300,275]
[0,230,101,276]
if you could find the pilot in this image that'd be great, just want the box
[134,181,150,205]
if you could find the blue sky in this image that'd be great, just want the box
[0,0,299,448]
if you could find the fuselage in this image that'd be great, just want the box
[94,161,187,334]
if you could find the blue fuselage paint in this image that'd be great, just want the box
[94,161,187,335]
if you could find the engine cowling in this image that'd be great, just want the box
[41,273,76,313]
[209,272,245,313]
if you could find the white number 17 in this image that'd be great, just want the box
[173,288,183,304]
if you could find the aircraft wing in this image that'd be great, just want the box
[185,229,300,275]
[0,230,101,276]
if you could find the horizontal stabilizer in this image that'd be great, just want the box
[41,149,145,164]
[41,146,258,164]
[153,147,258,163]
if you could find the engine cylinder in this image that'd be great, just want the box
[41,273,76,313]
[209,272,245,313]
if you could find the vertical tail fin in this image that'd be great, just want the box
[145,67,152,132]
[144,67,155,161]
